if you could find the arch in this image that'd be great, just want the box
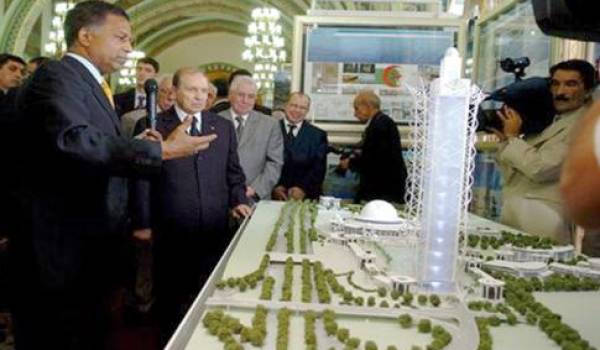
[0,0,309,57]
[0,0,49,54]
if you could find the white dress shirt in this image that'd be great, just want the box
[66,52,104,86]
[231,111,249,129]
[284,120,303,137]
[134,90,147,109]
[175,104,202,134]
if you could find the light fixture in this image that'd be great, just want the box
[118,50,145,87]
[44,1,75,57]
[242,7,286,91]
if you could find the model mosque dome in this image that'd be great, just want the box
[357,200,402,224]
[326,199,416,242]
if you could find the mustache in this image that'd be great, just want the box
[554,95,570,101]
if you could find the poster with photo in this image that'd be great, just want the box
[309,62,439,123]
[304,26,456,123]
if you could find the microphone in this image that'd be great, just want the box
[144,79,158,129]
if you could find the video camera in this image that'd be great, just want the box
[477,54,556,136]
[476,0,600,136]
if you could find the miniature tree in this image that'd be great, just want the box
[429,294,441,307]
[507,313,518,326]
[418,294,428,306]
[387,346,398,350]
[417,319,432,333]
[355,296,365,306]
[402,292,414,306]
[398,314,413,329]
[325,319,338,336]
[337,328,350,343]
[368,296,376,307]
[377,287,387,298]
[526,313,538,325]
[346,337,361,349]
[365,340,378,350]
[487,316,501,327]
[380,300,389,308]
[391,290,402,300]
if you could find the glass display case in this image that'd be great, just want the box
[474,0,552,92]
[292,15,467,125]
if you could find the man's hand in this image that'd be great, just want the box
[232,204,253,219]
[497,106,523,138]
[133,228,152,241]
[162,116,217,160]
[135,129,162,142]
[289,186,306,200]
[272,186,288,201]
[246,186,256,198]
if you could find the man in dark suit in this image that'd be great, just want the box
[338,89,408,204]
[272,92,328,200]
[113,56,160,116]
[132,67,251,341]
[10,2,216,349]
[0,54,25,96]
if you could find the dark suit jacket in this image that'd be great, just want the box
[277,119,328,199]
[113,88,136,117]
[132,107,247,236]
[350,111,407,204]
[13,55,162,292]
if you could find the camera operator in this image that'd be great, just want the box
[492,59,596,244]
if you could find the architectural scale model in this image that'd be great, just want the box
[168,49,600,350]
[171,199,600,350]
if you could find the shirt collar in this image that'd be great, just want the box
[66,52,104,85]
[231,109,249,122]
[174,104,201,123]
[285,119,303,131]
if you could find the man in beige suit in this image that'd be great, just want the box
[219,75,283,202]
[494,59,596,244]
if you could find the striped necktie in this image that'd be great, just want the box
[101,80,115,109]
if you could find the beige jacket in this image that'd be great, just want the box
[497,103,590,207]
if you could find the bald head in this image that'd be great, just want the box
[173,67,209,114]
[157,74,175,111]
[353,89,381,122]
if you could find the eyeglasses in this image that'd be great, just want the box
[288,103,309,111]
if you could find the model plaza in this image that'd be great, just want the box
[168,199,600,350]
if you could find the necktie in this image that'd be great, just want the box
[101,80,115,109]
[136,95,146,109]
[286,124,297,142]
[235,116,244,141]
[190,116,200,136]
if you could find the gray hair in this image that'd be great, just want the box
[158,74,173,87]
[229,75,257,94]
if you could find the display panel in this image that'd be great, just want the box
[303,26,458,124]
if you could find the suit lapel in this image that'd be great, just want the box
[202,112,217,135]
[239,111,259,147]
[158,107,182,136]
[63,56,122,135]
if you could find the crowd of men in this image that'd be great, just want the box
[0,1,409,348]
[1,1,600,349]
